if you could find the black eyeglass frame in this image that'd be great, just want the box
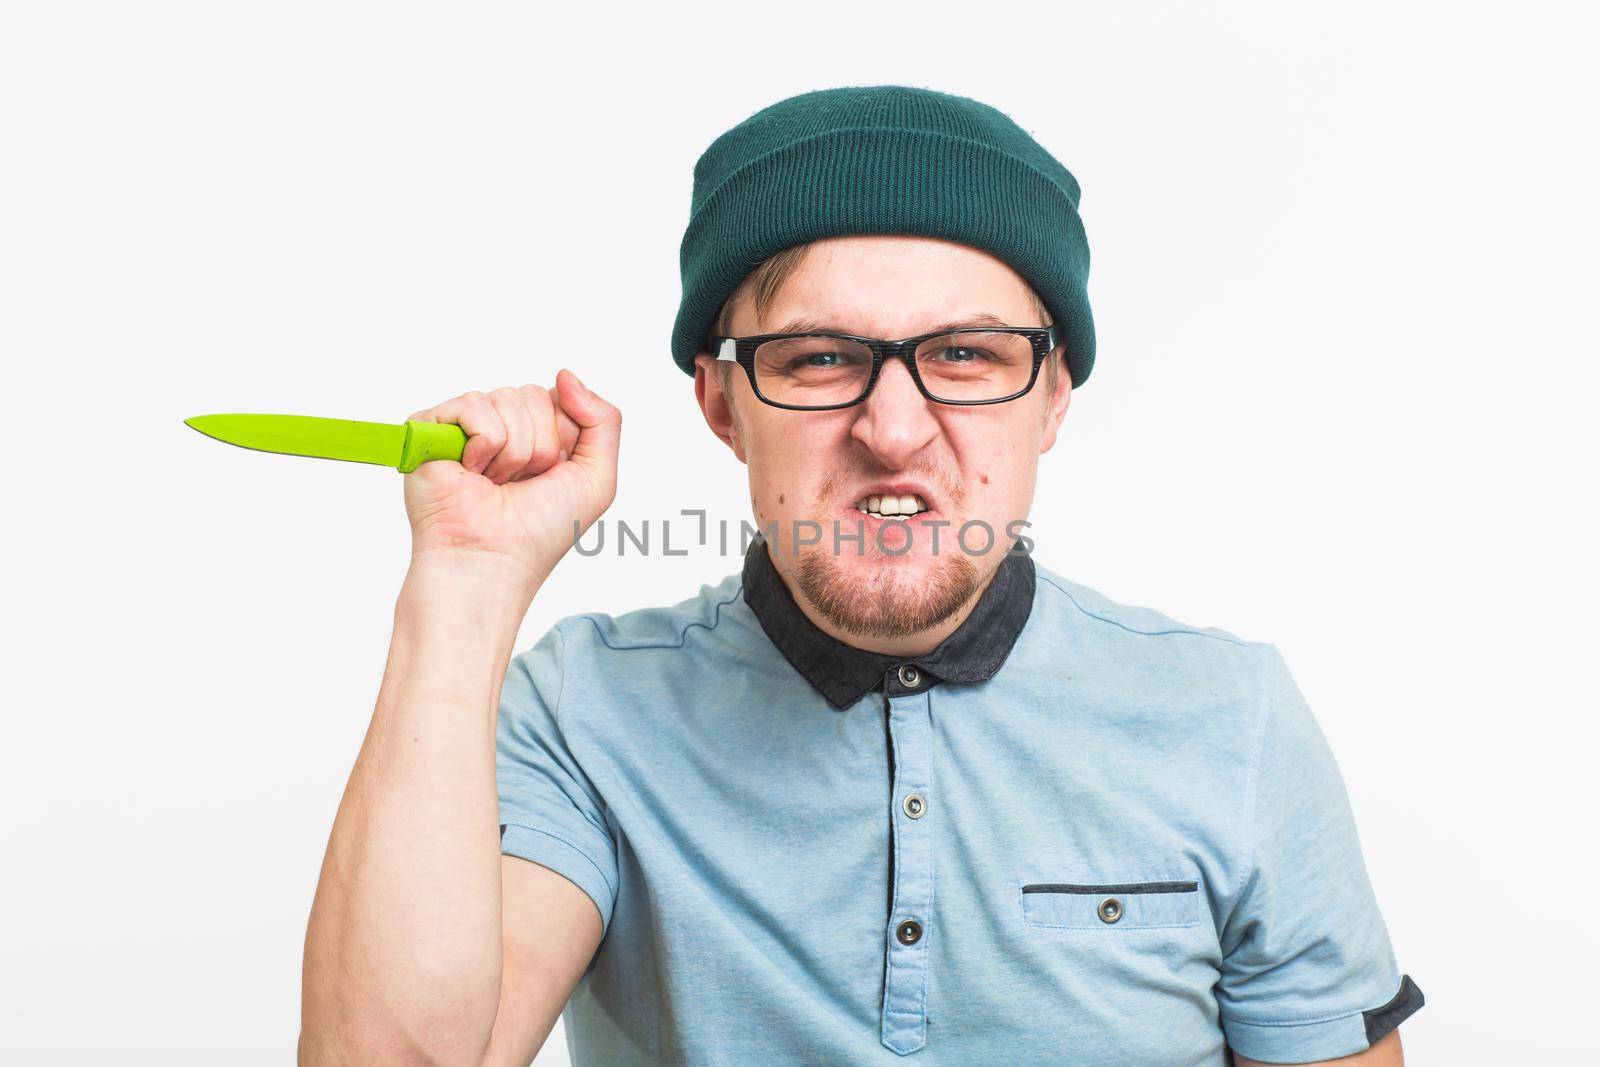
[707,324,1061,411]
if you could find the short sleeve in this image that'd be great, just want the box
[1217,644,1424,1063]
[496,620,620,939]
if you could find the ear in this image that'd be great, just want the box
[694,353,748,463]
[1037,352,1073,454]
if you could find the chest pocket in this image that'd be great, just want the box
[1020,879,1200,929]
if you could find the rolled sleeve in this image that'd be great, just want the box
[1217,644,1423,1062]
[496,621,620,939]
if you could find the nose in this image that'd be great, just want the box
[850,355,941,469]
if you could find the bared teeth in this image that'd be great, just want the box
[854,493,928,516]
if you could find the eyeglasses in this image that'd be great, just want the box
[708,324,1060,411]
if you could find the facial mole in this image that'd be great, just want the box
[779,494,785,504]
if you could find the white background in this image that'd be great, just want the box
[3,2,1596,1063]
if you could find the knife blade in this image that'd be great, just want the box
[184,413,467,473]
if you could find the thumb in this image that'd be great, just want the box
[554,368,621,471]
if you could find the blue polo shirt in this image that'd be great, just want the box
[495,539,1423,1064]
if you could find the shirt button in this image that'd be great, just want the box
[897,665,921,688]
[902,792,927,819]
[896,918,923,945]
[1097,897,1123,924]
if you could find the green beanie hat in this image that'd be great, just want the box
[672,84,1096,387]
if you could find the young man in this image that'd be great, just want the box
[300,86,1422,1066]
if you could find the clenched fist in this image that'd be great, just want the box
[401,369,621,590]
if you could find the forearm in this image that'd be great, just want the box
[300,561,538,1066]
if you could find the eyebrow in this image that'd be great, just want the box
[768,312,1015,337]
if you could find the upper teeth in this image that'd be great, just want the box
[856,494,927,516]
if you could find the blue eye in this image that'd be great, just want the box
[929,347,994,363]
[786,350,862,373]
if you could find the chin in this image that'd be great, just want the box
[792,539,980,640]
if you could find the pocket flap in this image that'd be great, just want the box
[1020,879,1199,929]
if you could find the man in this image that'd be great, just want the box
[300,85,1422,1065]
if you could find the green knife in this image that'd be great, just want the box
[184,413,467,473]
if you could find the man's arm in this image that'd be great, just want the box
[298,373,622,1064]
[1234,1025,1403,1066]
[299,563,602,1065]
[478,854,604,1066]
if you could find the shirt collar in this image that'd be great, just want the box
[740,537,1036,710]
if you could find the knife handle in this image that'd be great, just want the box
[397,420,469,473]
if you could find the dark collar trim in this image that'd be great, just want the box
[741,538,1036,710]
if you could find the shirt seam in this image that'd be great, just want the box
[883,694,907,1014]
[551,620,569,724]
[1034,571,1254,646]
[546,618,620,841]
[1218,1001,1371,1029]
[499,821,618,898]
[1235,646,1276,912]
[570,583,743,653]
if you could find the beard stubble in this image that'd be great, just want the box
[788,458,985,640]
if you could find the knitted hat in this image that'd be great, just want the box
[672,84,1096,387]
